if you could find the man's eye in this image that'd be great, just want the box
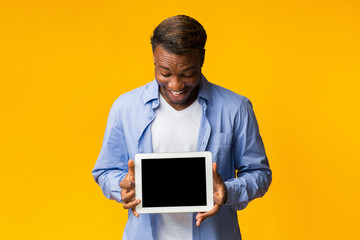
[183,73,195,78]
[161,73,171,77]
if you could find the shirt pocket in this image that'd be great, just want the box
[207,132,234,179]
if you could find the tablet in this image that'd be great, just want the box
[135,151,213,213]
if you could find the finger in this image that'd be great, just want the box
[128,159,135,182]
[213,162,225,184]
[132,208,139,217]
[121,189,136,203]
[119,178,135,189]
[196,204,220,226]
[212,162,220,184]
[195,212,203,225]
[123,199,141,210]
[200,204,220,218]
[213,192,224,205]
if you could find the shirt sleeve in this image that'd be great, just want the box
[224,98,272,210]
[92,100,129,203]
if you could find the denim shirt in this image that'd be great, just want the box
[92,75,272,240]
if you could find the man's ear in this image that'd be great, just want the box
[200,53,205,67]
[153,54,156,66]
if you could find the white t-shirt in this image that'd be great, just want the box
[151,94,202,240]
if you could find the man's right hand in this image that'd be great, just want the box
[119,159,141,217]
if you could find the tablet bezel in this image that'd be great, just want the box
[134,151,213,213]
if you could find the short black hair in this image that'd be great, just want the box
[151,15,207,56]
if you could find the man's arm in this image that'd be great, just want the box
[196,98,271,225]
[224,98,272,210]
[92,100,129,203]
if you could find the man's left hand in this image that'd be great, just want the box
[196,162,227,226]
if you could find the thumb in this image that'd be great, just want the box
[128,159,135,181]
[212,162,219,183]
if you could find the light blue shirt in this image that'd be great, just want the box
[92,75,272,240]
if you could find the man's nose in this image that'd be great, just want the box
[168,76,184,91]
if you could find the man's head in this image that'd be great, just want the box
[151,15,207,110]
[151,15,207,61]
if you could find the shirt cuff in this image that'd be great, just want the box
[224,180,241,206]
[112,173,127,203]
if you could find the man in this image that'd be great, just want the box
[92,15,272,240]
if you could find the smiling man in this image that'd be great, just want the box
[154,45,202,111]
[92,15,272,240]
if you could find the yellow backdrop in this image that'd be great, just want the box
[1,0,359,239]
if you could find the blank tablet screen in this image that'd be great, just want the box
[141,157,206,207]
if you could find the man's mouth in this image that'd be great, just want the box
[168,88,187,97]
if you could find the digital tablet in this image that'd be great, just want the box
[135,151,213,213]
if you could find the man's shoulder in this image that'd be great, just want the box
[113,80,157,108]
[207,81,250,108]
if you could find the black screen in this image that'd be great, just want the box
[141,157,207,207]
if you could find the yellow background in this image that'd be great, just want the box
[1,0,359,239]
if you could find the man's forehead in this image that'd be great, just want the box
[158,65,196,72]
[154,46,201,68]
[155,58,198,71]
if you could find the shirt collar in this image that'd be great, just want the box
[197,74,212,106]
[142,79,160,105]
[142,74,212,106]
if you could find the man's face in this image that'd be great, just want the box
[153,45,203,111]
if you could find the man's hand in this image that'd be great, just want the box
[119,159,141,217]
[196,162,227,226]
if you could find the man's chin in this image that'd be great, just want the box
[164,95,192,110]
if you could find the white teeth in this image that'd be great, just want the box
[169,89,185,96]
